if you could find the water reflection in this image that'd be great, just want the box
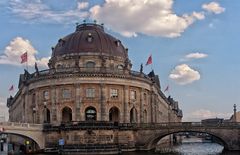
[35,142,240,155]
[122,142,239,155]
[172,142,223,154]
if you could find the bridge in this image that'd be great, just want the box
[0,122,44,149]
[0,121,240,152]
[132,122,240,151]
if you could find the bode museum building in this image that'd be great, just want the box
[7,23,183,153]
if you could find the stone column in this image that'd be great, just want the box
[75,84,81,121]
[150,90,155,123]
[35,89,40,124]
[100,83,107,121]
[154,95,157,123]
[51,86,57,124]
[124,86,129,123]
[23,89,29,123]
[56,88,61,123]
[140,88,144,123]
[120,86,125,123]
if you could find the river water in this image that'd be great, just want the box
[36,142,240,155]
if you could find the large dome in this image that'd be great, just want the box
[52,23,128,58]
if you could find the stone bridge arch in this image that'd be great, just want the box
[136,127,240,151]
[0,122,44,149]
[145,130,229,151]
[0,132,42,150]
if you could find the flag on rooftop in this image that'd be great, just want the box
[9,85,14,91]
[164,85,169,92]
[21,52,28,64]
[146,54,152,66]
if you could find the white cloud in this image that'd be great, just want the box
[181,52,208,61]
[0,37,49,67]
[202,2,225,14]
[183,109,232,121]
[9,0,89,23]
[169,64,200,85]
[90,0,205,38]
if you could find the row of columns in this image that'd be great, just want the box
[24,83,161,124]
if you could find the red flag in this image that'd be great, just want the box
[21,52,28,63]
[9,85,14,91]
[164,85,169,92]
[146,55,152,65]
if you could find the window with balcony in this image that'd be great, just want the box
[86,61,95,68]
[62,89,71,99]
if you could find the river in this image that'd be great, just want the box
[35,142,240,155]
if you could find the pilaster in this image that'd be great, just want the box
[124,85,129,123]
[140,88,144,123]
[75,84,81,121]
[100,83,107,121]
[51,85,57,124]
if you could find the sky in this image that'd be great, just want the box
[0,0,239,122]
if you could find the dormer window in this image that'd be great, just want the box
[117,65,124,70]
[115,40,120,47]
[58,38,65,46]
[86,61,95,68]
[87,33,93,43]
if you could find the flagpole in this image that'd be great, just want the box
[26,51,28,72]
[26,57,28,72]
[151,54,153,71]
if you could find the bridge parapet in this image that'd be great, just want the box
[119,122,240,130]
[0,122,42,129]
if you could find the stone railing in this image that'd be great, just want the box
[30,67,151,80]
[0,122,43,129]
[43,121,240,131]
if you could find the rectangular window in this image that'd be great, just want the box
[130,90,137,100]
[63,89,71,99]
[43,91,49,100]
[86,88,95,98]
[110,89,118,98]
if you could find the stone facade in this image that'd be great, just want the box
[7,23,182,153]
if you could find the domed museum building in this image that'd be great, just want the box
[7,23,183,154]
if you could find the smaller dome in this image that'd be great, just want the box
[52,23,128,59]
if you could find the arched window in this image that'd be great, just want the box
[85,107,97,121]
[56,64,62,68]
[62,107,72,122]
[43,108,51,123]
[109,107,120,122]
[46,108,51,123]
[86,33,93,43]
[86,61,95,68]
[130,107,138,123]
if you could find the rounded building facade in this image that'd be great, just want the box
[7,23,182,153]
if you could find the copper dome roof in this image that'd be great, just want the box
[52,23,128,58]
